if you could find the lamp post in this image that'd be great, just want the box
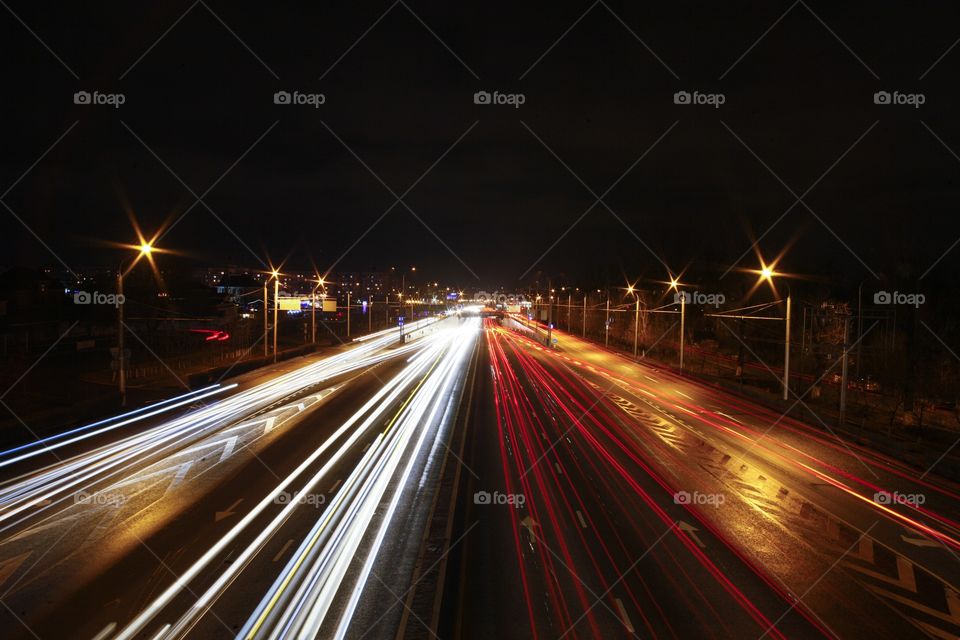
[604,294,610,347]
[272,271,280,363]
[263,279,269,357]
[311,275,324,345]
[669,278,685,373]
[625,284,640,358]
[758,265,791,400]
[117,242,153,407]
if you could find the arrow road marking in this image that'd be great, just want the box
[215,498,243,522]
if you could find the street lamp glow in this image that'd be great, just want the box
[669,278,679,290]
[760,266,775,281]
[138,242,153,256]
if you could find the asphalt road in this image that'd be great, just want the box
[3,314,959,640]
[448,320,960,639]
[0,317,475,640]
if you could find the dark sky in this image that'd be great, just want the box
[2,2,959,291]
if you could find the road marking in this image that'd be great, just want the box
[91,623,117,640]
[362,441,371,452]
[218,436,238,462]
[215,498,243,522]
[678,520,706,548]
[644,375,658,383]
[521,515,539,545]
[576,510,587,528]
[263,416,277,433]
[716,411,742,424]
[148,624,171,640]
[675,390,693,400]
[272,539,294,562]
[329,479,343,493]
[615,598,635,633]
[555,462,563,475]
[901,533,943,549]
[638,388,656,397]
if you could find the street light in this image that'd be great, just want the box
[311,275,325,344]
[669,277,686,373]
[117,241,155,407]
[271,270,281,363]
[754,262,792,400]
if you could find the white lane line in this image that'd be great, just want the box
[328,479,343,493]
[148,624,171,640]
[362,441,371,452]
[716,411,742,424]
[675,390,693,400]
[555,463,563,475]
[91,622,117,640]
[638,388,656,398]
[615,598,635,633]
[644,375,658,383]
[272,539,294,562]
[576,510,587,528]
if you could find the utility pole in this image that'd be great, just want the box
[633,296,640,357]
[311,291,316,344]
[782,292,792,400]
[840,314,850,425]
[855,282,863,381]
[272,277,279,363]
[117,268,126,407]
[679,293,686,373]
[582,295,587,338]
[604,296,610,347]
[369,297,372,332]
[546,285,553,348]
[567,293,572,331]
[263,281,269,357]
[347,291,351,338]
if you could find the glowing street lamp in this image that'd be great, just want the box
[311,275,325,344]
[753,261,791,400]
[117,240,158,407]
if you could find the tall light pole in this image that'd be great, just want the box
[263,278,269,357]
[346,290,351,338]
[582,295,587,338]
[604,294,610,347]
[311,275,324,345]
[627,284,639,358]
[669,278,685,373]
[783,289,792,400]
[758,265,791,400]
[117,242,153,407]
[272,271,280,363]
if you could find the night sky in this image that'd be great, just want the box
[2,2,960,289]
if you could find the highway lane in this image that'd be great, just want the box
[493,319,960,638]
[455,322,832,639]
[0,317,457,639]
